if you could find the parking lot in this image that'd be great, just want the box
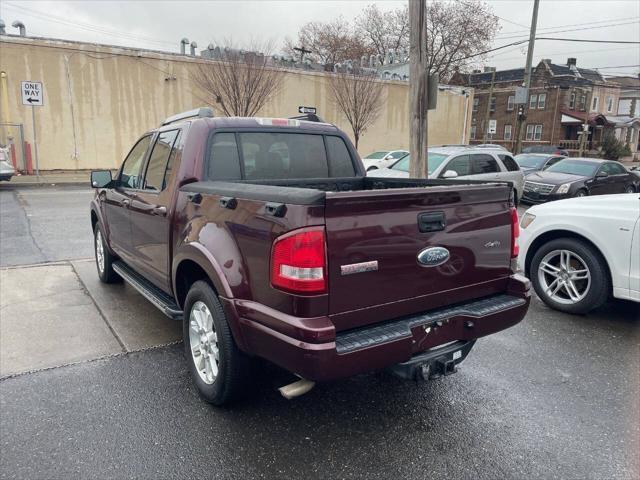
[0,184,638,479]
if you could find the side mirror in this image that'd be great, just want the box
[442,170,458,179]
[91,170,113,188]
[596,171,608,179]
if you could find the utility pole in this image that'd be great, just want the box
[515,0,540,155]
[293,46,312,63]
[409,0,428,178]
[482,69,496,143]
[578,88,593,156]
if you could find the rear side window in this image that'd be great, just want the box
[442,155,471,177]
[326,136,355,177]
[472,154,500,173]
[498,154,520,172]
[143,129,180,191]
[120,135,152,189]
[207,133,242,181]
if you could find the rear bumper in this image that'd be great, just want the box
[229,275,530,382]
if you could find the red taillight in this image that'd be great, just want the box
[271,227,326,294]
[510,207,520,258]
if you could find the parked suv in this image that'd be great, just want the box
[368,146,525,203]
[90,108,529,405]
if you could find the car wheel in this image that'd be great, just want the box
[573,189,588,198]
[624,185,636,193]
[183,280,250,405]
[530,238,609,314]
[94,223,121,283]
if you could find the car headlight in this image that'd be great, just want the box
[520,212,536,229]
[556,183,572,194]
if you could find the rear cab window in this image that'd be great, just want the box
[205,130,356,180]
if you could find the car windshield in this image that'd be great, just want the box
[546,160,599,176]
[365,151,389,159]
[391,152,448,174]
[515,154,546,168]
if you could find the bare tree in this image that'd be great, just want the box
[283,17,373,66]
[191,42,285,117]
[328,69,384,149]
[355,4,410,65]
[425,0,500,80]
[355,1,500,80]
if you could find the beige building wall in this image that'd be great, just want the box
[0,36,472,171]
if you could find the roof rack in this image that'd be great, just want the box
[161,107,214,126]
[289,113,326,123]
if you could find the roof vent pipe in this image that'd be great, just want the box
[180,38,189,55]
[0,19,6,35]
[567,57,577,67]
[190,41,197,56]
[12,20,25,36]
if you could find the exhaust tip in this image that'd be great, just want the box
[278,378,315,399]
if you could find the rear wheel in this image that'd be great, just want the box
[183,280,250,405]
[94,224,121,283]
[530,237,609,314]
[625,185,636,193]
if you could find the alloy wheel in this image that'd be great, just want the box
[189,301,220,385]
[95,229,105,274]
[538,249,591,305]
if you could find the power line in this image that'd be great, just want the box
[536,37,640,44]
[2,2,178,48]
[496,16,640,37]
[496,20,640,41]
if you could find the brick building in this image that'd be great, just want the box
[450,58,640,157]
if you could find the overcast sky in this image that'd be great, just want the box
[1,0,639,76]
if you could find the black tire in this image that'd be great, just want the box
[574,189,588,198]
[94,223,121,283]
[183,280,250,405]
[529,237,610,314]
[625,185,636,194]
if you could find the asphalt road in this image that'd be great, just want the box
[1,185,638,480]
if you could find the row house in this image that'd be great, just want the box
[450,58,640,157]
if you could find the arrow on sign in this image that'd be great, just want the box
[26,97,38,104]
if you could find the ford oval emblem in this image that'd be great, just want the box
[417,246,450,267]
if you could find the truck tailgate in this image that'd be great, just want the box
[325,184,513,324]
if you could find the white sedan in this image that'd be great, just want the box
[361,150,409,171]
[518,194,640,314]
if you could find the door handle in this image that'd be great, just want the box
[418,211,446,233]
[152,206,167,216]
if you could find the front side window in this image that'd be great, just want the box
[605,162,626,175]
[390,151,407,159]
[504,124,512,140]
[119,135,152,189]
[443,155,471,177]
[529,94,538,109]
[537,93,547,109]
[472,154,500,174]
[143,130,180,191]
[507,95,515,111]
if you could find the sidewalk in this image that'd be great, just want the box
[8,170,93,187]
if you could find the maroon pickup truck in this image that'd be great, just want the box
[90,108,530,405]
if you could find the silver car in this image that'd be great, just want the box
[361,150,409,171]
[0,147,15,182]
[367,146,525,203]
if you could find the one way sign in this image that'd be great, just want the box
[21,81,44,106]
